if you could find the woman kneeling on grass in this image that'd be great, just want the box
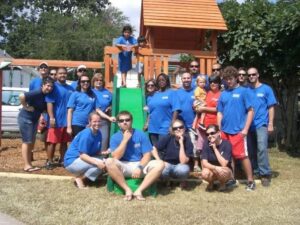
[201,124,233,192]
[64,112,106,189]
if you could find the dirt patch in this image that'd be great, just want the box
[0,138,71,176]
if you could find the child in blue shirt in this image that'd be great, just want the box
[116,25,138,87]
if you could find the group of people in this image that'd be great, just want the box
[17,26,276,200]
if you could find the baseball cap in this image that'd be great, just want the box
[77,65,87,70]
[39,61,48,68]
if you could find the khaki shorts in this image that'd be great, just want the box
[114,160,159,178]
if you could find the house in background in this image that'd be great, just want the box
[0,49,39,88]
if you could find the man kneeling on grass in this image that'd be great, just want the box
[105,111,164,201]
[201,125,233,192]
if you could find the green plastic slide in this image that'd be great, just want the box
[110,75,147,137]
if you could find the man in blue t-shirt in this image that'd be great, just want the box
[29,62,49,91]
[189,60,209,90]
[247,67,277,187]
[217,66,255,191]
[105,111,164,201]
[45,67,74,169]
[176,72,202,172]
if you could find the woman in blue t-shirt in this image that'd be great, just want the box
[91,73,114,151]
[147,73,181,146]
[64,112,106,189]
[67,74,115,139]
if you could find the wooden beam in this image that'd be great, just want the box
[1,58,103,69]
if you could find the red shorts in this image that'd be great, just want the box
[221,132,248,159]
[47,127,71,143]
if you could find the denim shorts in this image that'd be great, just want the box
[18,115,38,143]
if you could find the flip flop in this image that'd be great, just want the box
[23,167,41,172]
[123,194,133,201]
[133,194,145,201]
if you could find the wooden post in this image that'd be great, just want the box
[104,54,111,87]
[163,56,168,74]
[144,56,149,80]
[200,58,205,75]
[207,59,213,76]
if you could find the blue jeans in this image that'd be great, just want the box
[247,126,271,176]
[100,119,110,151]
[18,114,38,143]
[65,157,103,181]
[161,163,190,180]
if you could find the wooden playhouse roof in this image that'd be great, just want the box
[141,0,227,31]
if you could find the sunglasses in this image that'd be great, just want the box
[172,125,184,131]
[212,68,221,72]
[248,73,257,77]
[78,69,87,72]
[118,118,131,123]
[50,73,56,76]
[80,80,90,83]
[147,84,155,87]
[239,73,246,76]
[40,66,48,69]
[190,65,199,68]
[206,131,217,136]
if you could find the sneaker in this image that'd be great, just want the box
[44,161,55,170]
[261,177,271,187]
[246,181,256,191]
[226,179,237,189]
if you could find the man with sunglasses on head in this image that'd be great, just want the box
[247,67,276,187]
[105,111,164,201]
[71,65,87,90]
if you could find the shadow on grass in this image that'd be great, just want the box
[157,180,202,196]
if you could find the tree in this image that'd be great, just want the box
[218,0,300,150]
[0,0,128,61]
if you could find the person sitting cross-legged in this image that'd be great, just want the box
[105,111,164,201]
[201,124,233,192]
[151,119,193,189]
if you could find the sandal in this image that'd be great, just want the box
[23,167,41,172]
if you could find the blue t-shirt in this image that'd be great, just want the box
[148,89,181,135]
[70,81,78,90]
[249,84,277,129]
[18,89,47,121]
[116,35,137,73]
[64,128,102,167]
[110,129,152,162]
[201,139,232,168]
[29,77,43,91]
[176,87,195,129]
[67,91,96,127]
[217,86,253,134]
[92,88,112,112]
[155,134,193,165]
[45,82,74,127]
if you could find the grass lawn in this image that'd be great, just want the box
[0,149,299,225]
